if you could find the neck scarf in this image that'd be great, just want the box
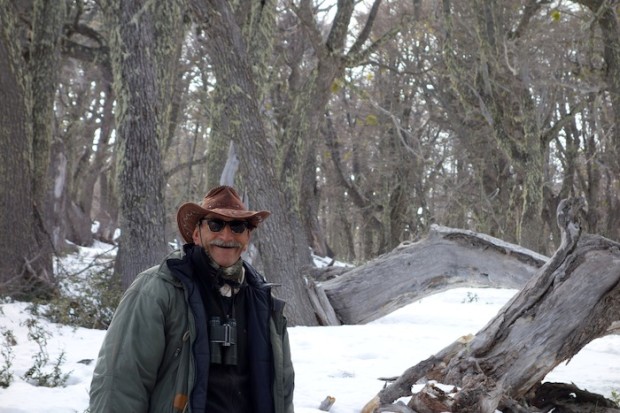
[193,245,245,297]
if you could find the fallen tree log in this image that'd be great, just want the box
[362,197,620,413]
[310,224,548,325]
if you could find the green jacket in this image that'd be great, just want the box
[89,249,295,413]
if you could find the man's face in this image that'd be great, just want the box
[192,216,251,267]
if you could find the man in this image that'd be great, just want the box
[89,185,295,413]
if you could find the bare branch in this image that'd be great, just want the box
[346,0,382,58]
[290,0,327,59]
[325,0,355,54]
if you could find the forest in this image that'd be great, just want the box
[1,0,619,323]
[2,0,620,411]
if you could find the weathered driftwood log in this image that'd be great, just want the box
[362,198,620,413]
[311,224,548,325]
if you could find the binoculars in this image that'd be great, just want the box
[208,316,237,365]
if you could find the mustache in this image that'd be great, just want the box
[209,239,242,248]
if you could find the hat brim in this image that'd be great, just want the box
[176,202,270,244]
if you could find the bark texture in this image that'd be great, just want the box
[361,197,620,413]
[313,225,547,325]
[0,10,38,295]
[104,0,169,288]
[0,0,65,298]
[191,0,317,325]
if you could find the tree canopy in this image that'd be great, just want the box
[1,0,619,326]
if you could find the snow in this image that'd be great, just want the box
[0,243,619,413]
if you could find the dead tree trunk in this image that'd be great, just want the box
[362,198,620,413]
[309,225,548,325]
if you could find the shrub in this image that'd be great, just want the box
[0,328,15,388]
[462,291,479,303]
[44,256,122,330]
[21,318,71,388]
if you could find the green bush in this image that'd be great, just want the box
[0,328,16,388]
[21,318,71,388]
[42,259,122,330]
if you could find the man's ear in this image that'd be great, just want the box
[192,226,201,244]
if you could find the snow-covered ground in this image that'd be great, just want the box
[1,242,619,412]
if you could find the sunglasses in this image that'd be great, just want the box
[202,218,249,234]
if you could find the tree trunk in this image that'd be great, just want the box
[205,0,275,190]
[103,0,169,289]
[312,224,546,325]
[31,0,67,271]
[47,138,79,253]
[73,79,116,246]
[0,16,41,297]
[190,0,317,325]
[278,0,355,260]
[153,0,185,152]
[572,0,620,243]
[93,172,119,244]
[0,0,65,298]
[323,112,386,260]
[441,0,551,252]
[362,197,620,413]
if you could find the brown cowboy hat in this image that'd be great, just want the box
[176,185,270,244]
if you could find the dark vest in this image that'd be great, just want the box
[167,244,275,413]
[196,264,251,413]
